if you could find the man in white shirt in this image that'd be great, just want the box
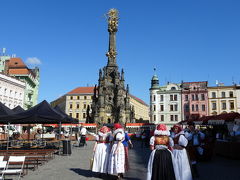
[79,126,87,147]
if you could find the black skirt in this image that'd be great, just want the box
[151,149,176,180]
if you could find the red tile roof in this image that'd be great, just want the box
[9,69,29,75]
[67,87,95,94]
[130,94,148,106]
[182,81,207,84]
[8,58,27,68]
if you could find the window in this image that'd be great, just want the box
[70,96,73,100]
[84,104,87,109]
[175,115,178,121]
[153,105,156,111]
[174,104,178,111]
[171,87,176,90]
[170,105,174,111]
[153,95,156,101]
[160,105,164,111]
[83,113,86,118]
[201,94,205,101]
[84,96,87,100]
[230,102,235,110]
[185,95,188,101]
[174,95,177,101]
[212,102,216,110]
[150,95,152,102]
[222,102,226,110]
[77,96,80,100]
[192,104,195,111]
[70,104,73,109]
[196,104,199,111]
[212,92,216,98]
[192,94,195,101]
[160,95,164,101]
[229,91,233,98]
[170,115,174,121]
[76,113,79,119]
[185,104,189,112]
[161,115,164,121]
[69,113,72,117]
[222,92,226,98]
[195,94,199,101]
[154,115,156,121]
[202,104,206,111]
[170,95,173,101]
[77,104,80,109]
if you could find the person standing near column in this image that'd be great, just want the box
[122,130,133,173]
[185,124,204,178]
[172,124,192,180]
[147,124,179,180]
[108,123,125,180]
[92,126,112,177]
[79,125,87,147]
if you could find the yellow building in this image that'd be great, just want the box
[129,95,149,121]
[51,87,149,123]
[208,85,238,115]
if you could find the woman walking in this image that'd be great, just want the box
[172,124,192,180]
[147,124,178,180]
[92,126,112,176]
[108,123,125,179]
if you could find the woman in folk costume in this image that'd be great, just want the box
[172,124,192,180]
[147,124,179,180]
[108,123,125,179]
[92,126,112,175]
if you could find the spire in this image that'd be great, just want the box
[106,9,119,67]
[121,68,124,81]
[151,67,159,89]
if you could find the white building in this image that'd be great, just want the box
[236,85,240,113]
[0,73,25,109]
[150,74,182,127]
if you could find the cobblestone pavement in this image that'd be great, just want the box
[4,141,240,180]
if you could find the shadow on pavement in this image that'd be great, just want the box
[70,168,117,180]
[70,168,95,178]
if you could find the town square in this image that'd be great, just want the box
[0,1,240,180]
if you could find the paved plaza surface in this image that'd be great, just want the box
[5,141,239,180]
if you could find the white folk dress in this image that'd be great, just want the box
[92,132,112,173]
[173,131,192,180]
[147,136,179,180]
[108,128,125,175]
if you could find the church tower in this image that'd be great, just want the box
[91,9,132,125]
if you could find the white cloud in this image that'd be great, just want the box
[26,57,42,65]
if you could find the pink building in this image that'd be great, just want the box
[182,81,209,120]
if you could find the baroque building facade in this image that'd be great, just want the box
[91,9,133,125]
[149,74,182,127]
[51,86,149,123]
[182,81,209,120]
[208,85,238,115]
[0,50,39,109]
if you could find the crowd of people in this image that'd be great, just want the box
[87,122,215,180]
[90,123,133,180]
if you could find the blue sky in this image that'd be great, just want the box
[1,0,240,105]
